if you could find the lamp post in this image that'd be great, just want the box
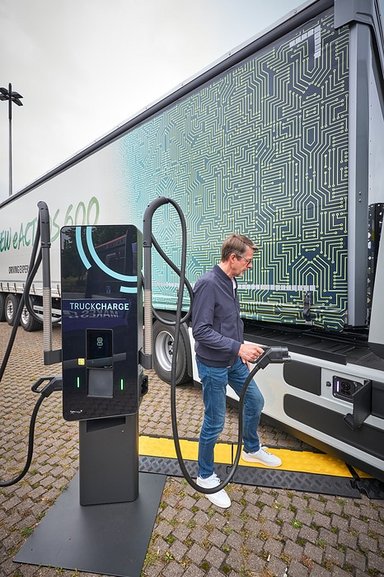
[0,83,23,196]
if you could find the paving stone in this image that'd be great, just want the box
[345,548,367,572]
[242,551,266,574]
[296,509,315,526]
[304,541,324,565]
[172,525,191,542]
[267,554,289,576]
[208,512,228,531]
[181,565,205,577]
[189,527,208,543]
[264,536,284,559]
[207,528,226,548]
[338,529,358,550]
[299,524,319,544]
[310,563,332,576]
[205,567,226,577]
[225,548,243,571]
[313,511,332,529]
[281,520,300,541]
[330,566,355,577]
[204,544,226,568]
[155,519,174,538]
[288,559,310,576]
[284,539,305,561]
[324,544,345,568]
[367,550,384,573]
[369,518,384,536]
[357,531,378,553]
[169,539,189,561]
[243,533,265,552]
[162,560,185,577]
[142,560,165,577]
[186,543,206,564]
[225,531,246,550]
[318,527,338,548]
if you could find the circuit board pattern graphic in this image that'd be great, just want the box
[119,10,349,331]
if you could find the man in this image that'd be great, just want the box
[192,234,282,508]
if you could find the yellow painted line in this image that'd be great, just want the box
[139,435,354,478]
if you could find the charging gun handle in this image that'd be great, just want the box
[250,346,291,373]
[38,201,54,360]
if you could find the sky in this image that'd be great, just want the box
[0,0,305,202]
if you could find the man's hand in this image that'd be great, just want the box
[238,343,265,364]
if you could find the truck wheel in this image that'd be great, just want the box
[0,293,5,322]
[153,319,190,385]
[5,294,20,326]
[20,297,42,332]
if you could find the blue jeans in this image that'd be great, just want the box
[197,357,264,478]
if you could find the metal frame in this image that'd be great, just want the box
[334,0,384,326]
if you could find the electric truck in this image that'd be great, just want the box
[0,0,384,481]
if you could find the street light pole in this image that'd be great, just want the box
[0,83,23,196]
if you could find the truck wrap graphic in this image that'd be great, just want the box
[120,12,349,330]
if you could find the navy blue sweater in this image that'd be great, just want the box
[192,264,243,367]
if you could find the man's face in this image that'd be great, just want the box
[230,246,254,277]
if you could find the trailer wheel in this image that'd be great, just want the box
[20,297,42,332]
[0,293,6,322]
[5,294,20,326]
[153,319,190,385]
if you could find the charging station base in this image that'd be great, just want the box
[14,471,165,577]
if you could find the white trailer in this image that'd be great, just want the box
[1,0,384,481]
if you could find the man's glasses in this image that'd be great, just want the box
[236,254,253,266]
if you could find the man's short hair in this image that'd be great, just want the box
[221,234,257,262]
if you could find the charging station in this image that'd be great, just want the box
[15,224,165,577]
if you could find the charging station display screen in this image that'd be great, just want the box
[61,225,138,298]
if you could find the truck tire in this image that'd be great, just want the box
[5,294,20,326]
[153,319,191,385]
[20,297,42,332]
[0,293,6,322]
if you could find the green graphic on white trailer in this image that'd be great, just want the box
[120,10,349,331]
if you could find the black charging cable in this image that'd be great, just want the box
[0,202,62,486]
[0,220,42,382]
[143,196,289,496]
[0,377,62,487]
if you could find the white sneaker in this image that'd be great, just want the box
[196,473,231,508]
[241,447,282,467]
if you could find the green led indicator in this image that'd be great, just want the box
[120,379,124,391]
[76,377,80,389]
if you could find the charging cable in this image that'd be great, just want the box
[0,377,62,487]
[143,196,290,496]
[0,202,62,486]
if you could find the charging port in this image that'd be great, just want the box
[332,375,362,402]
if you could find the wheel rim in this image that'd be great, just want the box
[155,330,174,372]
[21,306,30,327]
[6,300,14,322]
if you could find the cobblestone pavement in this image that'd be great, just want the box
[1,323,384,577]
